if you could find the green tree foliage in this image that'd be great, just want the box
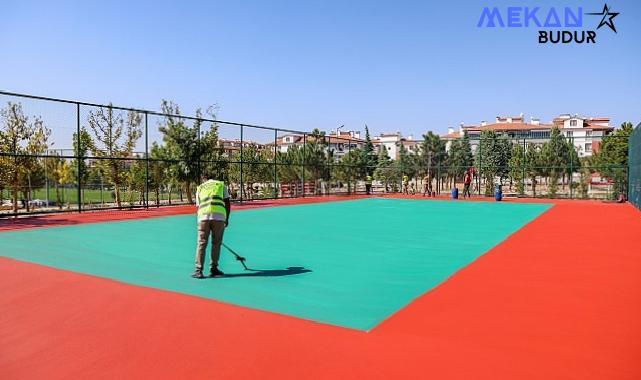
[332,149,359,193]
[230,144,272,199]
[86,105,142,207]
[157,101,221,204]
[276,145,304,196]
[475,130,511,196]
[446,131,474,188]
[45,154,73,209]
[418,132,446,177]
[0,102,50,214]
[525,144,543,197]
[578,158,591,199]
[594,122,633,196]
[373,145,397,191]
[508,143,526,194]
[358,125,376,178]
[71,128,94,187]
[304,129,329,194]
[396,143,415,185]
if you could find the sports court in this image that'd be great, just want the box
[0,198,549,330]
[2,195,641,379]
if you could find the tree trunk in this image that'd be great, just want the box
[114,185,121,208]
[56,184,62,209]
[186,181,193,204]
[12,174,18,216]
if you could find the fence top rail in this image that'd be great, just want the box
[0,90,308,135]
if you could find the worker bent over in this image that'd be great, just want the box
[191,178,231,279]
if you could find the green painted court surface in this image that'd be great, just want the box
[0,199,550,330]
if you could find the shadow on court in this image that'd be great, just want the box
[220,266,312,278]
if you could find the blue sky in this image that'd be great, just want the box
[1,0,639,144]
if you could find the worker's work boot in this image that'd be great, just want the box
[191,270,205,279]
[209,268,225,277]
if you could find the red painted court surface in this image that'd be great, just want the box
[2,196,641,379]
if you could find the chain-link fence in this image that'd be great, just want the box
[629,123,641,211]
[0,91,633,217]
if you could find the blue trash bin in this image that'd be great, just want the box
[494,184,503,201]
[451,187,459,199]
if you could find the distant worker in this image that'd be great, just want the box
[402,175,409,194]
[365,175,373,195]
[463,169,472,198]
[191,177,231,279]
[422,173,432,197]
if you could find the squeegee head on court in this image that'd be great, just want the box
[222,243,249,270]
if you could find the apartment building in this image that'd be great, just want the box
[442,114,613,157]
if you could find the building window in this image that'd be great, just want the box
[586,130,592,137]
[570,119,577,127]
[566,131,573,137]
[585,143,592,153]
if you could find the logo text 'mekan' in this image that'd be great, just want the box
[477,4,619,44]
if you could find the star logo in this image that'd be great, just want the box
[586,3,620,33]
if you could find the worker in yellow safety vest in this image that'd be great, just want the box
[402,175,409,194]
[191,178,231,279]
[365,175,373,195]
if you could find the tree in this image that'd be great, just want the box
[525,144,543,197]
[148,142,169,206]
[71,128,94,202]
[446,132,474,190]
[332,149,359,193]
[45,153,73,209]
[358,125,376,178]
[230,144,272,199]
[303,129,329,194]
[157,102,222,203]
[0,102,50,214]
[396,143,415,188]
[419,132,446,175]
[86,105,142,207]
[594,122,633,197]
[373,145,396,191]
[277,145,304,196]
[476,131,511,196]
[540,127,567,196]
[508,143,526,194]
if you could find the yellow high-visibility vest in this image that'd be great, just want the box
[197,180,227,219]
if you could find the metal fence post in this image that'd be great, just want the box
[240,125,244,204]
[347,136,351,195]
[145,112,149,208]
[302,133,306,197]
[197,117,201,189]
[569,150,573,199]
[522,138,526,195]
[274,129,278,198]
[437,161,441,194]
[478,138,482,195]
[76,103,82,213]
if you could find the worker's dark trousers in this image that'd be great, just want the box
[195,220,226,271]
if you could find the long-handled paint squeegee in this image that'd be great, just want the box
[222,243,249,270]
